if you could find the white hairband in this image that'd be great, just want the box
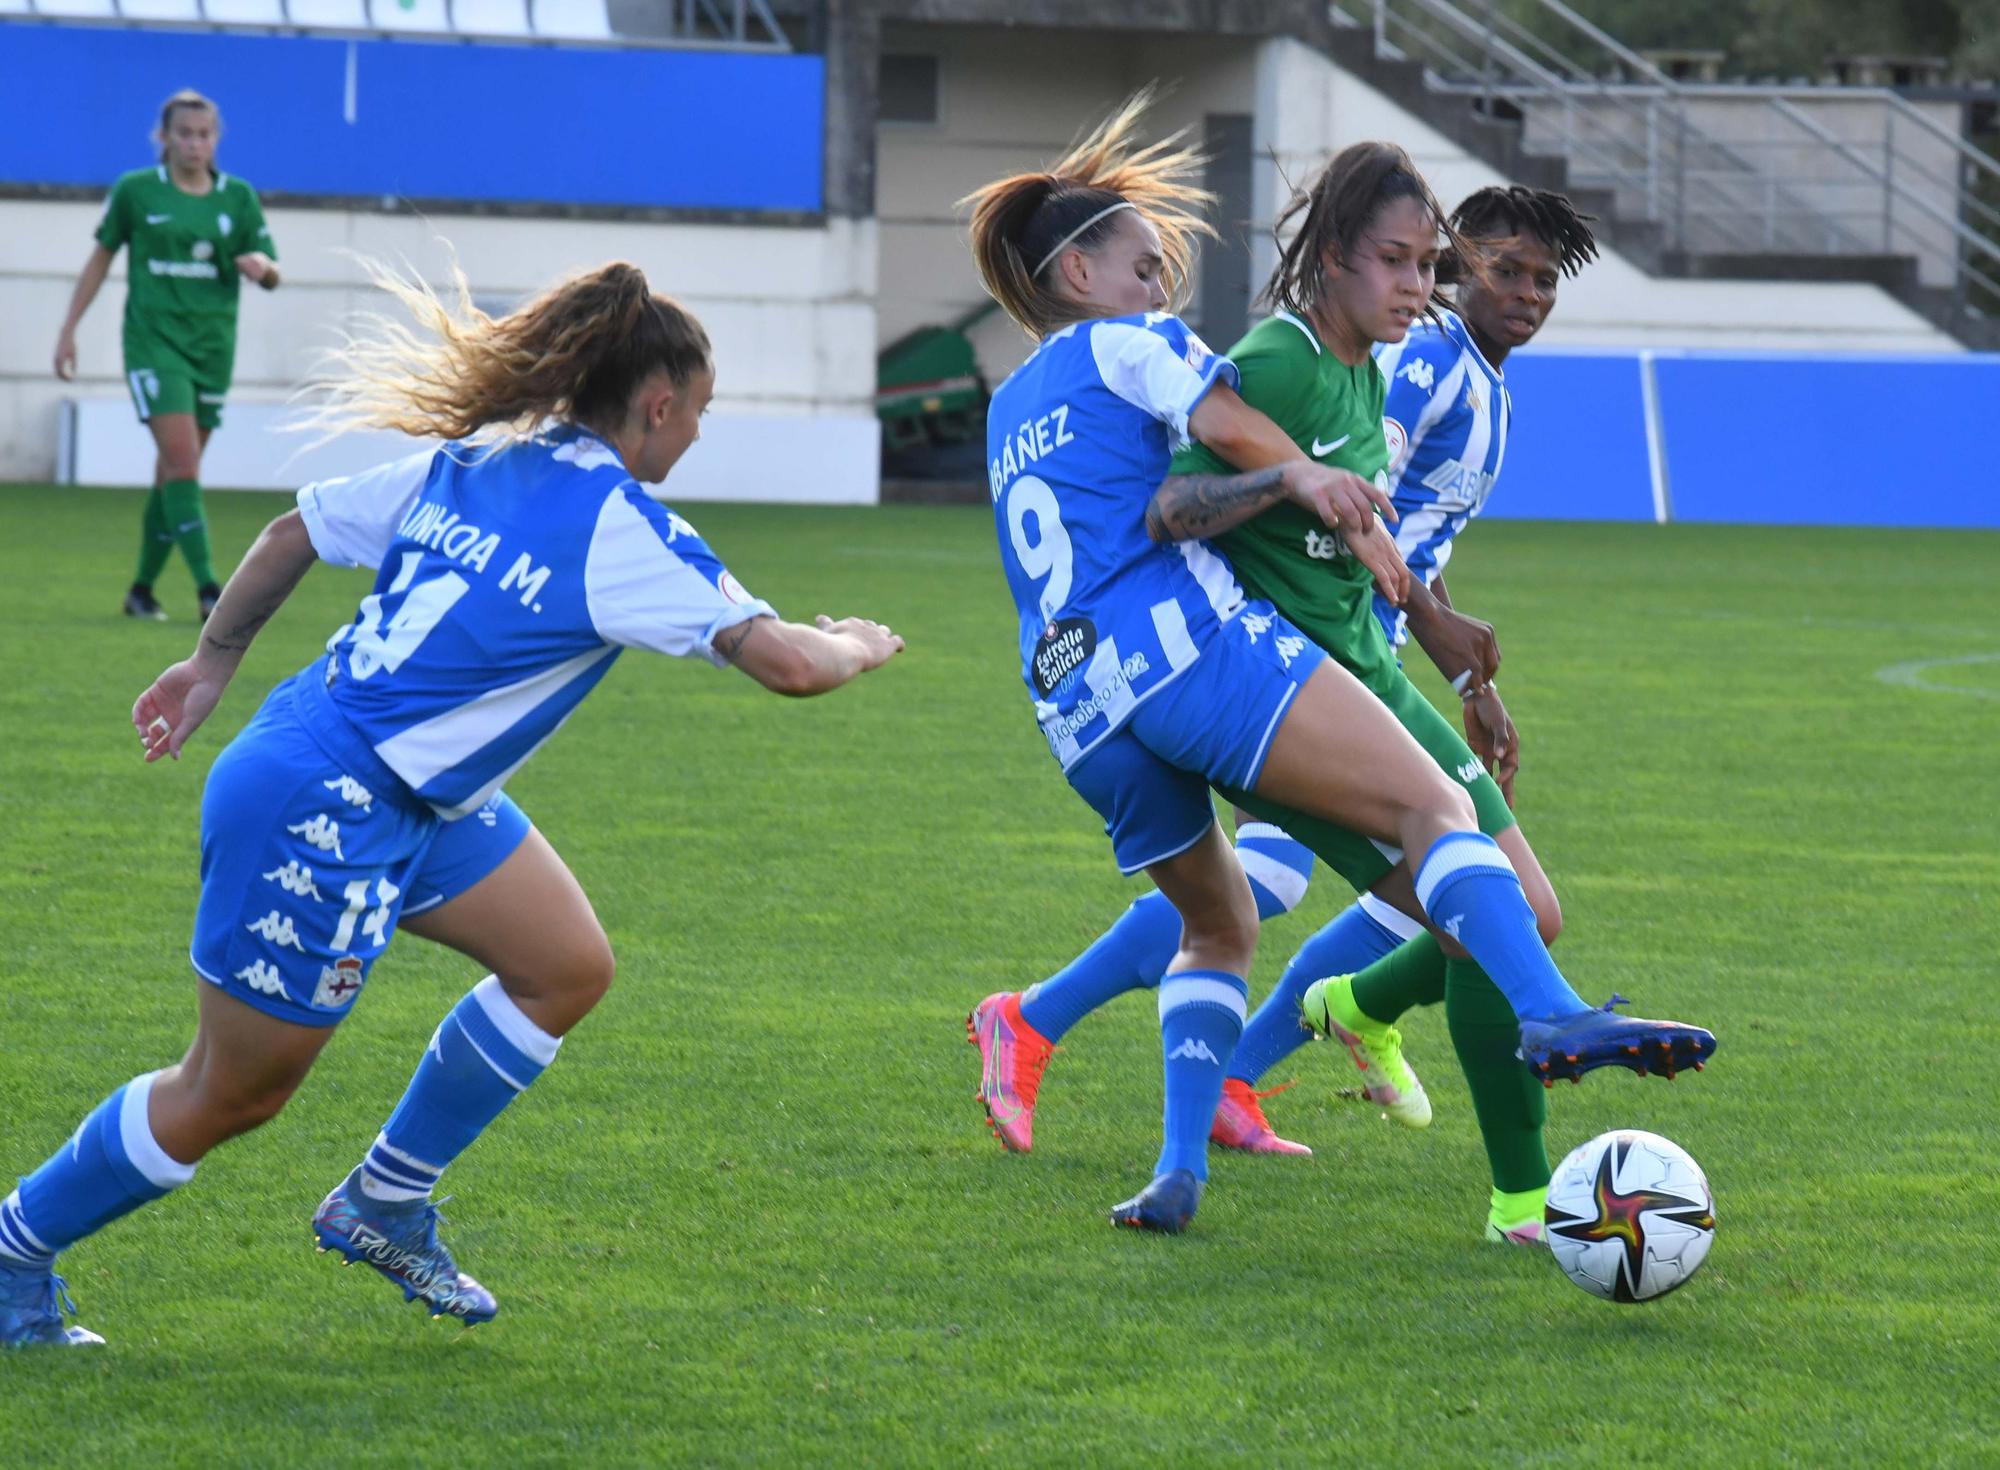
[1033,201,1137,278]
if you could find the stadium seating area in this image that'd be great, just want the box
[0,0,613,41]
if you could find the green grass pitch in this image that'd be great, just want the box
[2,484,1995,1466]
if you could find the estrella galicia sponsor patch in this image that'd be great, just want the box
[1031,616,1097,698]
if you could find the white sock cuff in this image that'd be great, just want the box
[120,1071,198,1191]
[1413,833,1517,913]
[1158,974,1249,1024]
[469,974,564,1067]
[1356,892,1425,943]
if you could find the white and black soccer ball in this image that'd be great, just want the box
[1545,1129,1714,1303]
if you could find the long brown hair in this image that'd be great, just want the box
[308,254,712,444]
[961,90,1215,338]
[153,88,220,165]
[1261,141,1468,319]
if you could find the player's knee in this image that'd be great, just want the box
[1184,882,1259,968]
[195,1070,302,1141]
[160,449,202,483]
[1403,773,1477,841]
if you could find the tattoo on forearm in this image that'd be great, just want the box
[715,620,757,663]
[1149,467,1286,541]
[200,601,278,657]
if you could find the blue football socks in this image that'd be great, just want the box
[1019,824,1311,1042]
[1413,832,1586,1021]
[1227,893,1420,1084]
[362,976,562,1203]
[1,1072,196,1266]
[1155,969,1249,1180]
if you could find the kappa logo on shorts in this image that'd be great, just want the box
[312,956,366,1010]
[263,860,323,900]
[1276,634,1308,668]
[288,813,345,858]
[234,959,287,997]
[1239,611,1274,643]
[247,911,307,951]
[323,775,374,811]
[1167,1037,1221,1065]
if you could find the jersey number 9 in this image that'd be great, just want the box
[1006,476,1074,624]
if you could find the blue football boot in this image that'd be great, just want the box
[1519,994,1717,1086]
[1,1262,104,1348]
[312,1169,497,1325]
[1109,1169,1204,1234]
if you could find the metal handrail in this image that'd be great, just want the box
[1340,0,1998,311]
[1366,0,1874,257]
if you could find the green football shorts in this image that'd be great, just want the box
[124,334,230,431]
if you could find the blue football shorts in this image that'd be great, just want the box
[1064,600,1328,874]
[189,680,533,1027]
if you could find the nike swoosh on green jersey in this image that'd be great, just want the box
[1311,434,1351,456]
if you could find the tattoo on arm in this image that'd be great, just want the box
[1147,466,1287,542]
[715,619,759,663]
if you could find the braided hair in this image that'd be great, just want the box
[1450,186,1599,277]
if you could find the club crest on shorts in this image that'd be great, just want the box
[313,956,366,1010]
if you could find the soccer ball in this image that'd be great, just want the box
[1544,1129,1715,1302]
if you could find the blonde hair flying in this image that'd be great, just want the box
[306,252,711,446]
[961,89,1215,338]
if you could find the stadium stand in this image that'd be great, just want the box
[118,1,204,19]
[285,0,368,27]
[451,0,531,37]
[367,0,450,33]
[27,0,117,17]
[530,0,610,40]
[200,1,287,21]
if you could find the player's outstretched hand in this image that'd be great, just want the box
[815,614,905,672]
[133,659,228,763]
[1461,686,1519,806]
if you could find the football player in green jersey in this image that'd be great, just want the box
[53,89,280,622]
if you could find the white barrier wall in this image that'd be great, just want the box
[2,199,883,494]
[58,399,883,504]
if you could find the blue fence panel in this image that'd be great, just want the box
[1479,352,1655,522]
[1655,353,2000,528]
[0,24,823,211]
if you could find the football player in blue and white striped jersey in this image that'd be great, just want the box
[0,259,902,1347]
[1372,185,1601,797]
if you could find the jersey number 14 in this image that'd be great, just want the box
[340,549,471,681]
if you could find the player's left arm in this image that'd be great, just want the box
[135,511,320,762]
[232,187,280,290]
